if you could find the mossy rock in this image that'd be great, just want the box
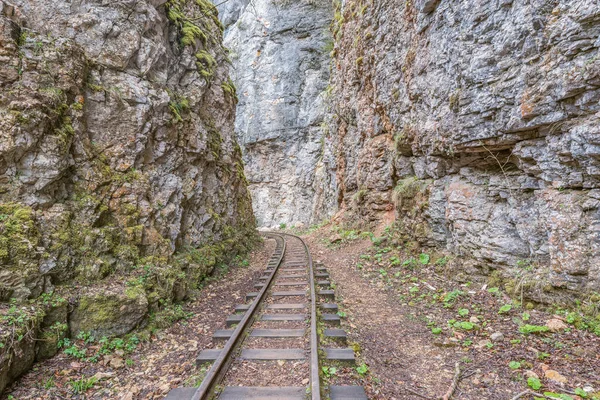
[35,300,68,361]
[69,285,148,338]
[36,328,65,361]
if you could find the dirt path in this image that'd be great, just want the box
[304,228,600,400]
[5,240,276,399]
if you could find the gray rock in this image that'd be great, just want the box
[490,332,505,342]
[318,0,600,298]
[218,0,334,228]
[0,0,255,299]
[69,286,148,338]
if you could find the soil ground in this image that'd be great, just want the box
[304,225,600,400]
[5,226,600,400]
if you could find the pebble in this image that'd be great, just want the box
[546,318,568,332]
[525,370,539,379]
[545,369,567,384]
[490,332,504,342]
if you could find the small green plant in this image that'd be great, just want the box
[337,311,347,318]
[69,376,98,394]
[356,363,368,376]
[537,351,550,360]
[462,339,473,347]
[43,376,56,389]
[527,377,542,390]
[279,223,287,230]
[418,253,430,265]
[431,327,442,334]
[519,324,549,335]
[321,366,337,378]
[457,321,474,330]
[542,393,576,400]
[458,308,469,317]
[435,256,449,267]
[487,287,500,293]
[443,290,464,307]
[76,331,95,344]
[509,361,521,370]
[522,312,530,321]
[498,304,512,314]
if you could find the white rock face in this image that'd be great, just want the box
[217,0,334,227]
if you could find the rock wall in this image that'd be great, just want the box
[324,0,600,301]
[0,0,255,390]
[217,0,334,227]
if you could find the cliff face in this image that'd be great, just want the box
[0,0,255,388]
[217,0,334,228]
[324,0,600,300]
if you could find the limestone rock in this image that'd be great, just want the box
[490,332,505,342]
[546,318,568,332]
[69,286,148,338]
[217,0,334,227]
[0,0,255,301]
[544,369,568,384]
[319,0,600,299]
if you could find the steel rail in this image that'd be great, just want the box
[277,232,321,400]
[191,234,286,400]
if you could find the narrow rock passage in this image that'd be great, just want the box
[166,233,367,399]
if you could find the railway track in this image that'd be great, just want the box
[166,233,367,399]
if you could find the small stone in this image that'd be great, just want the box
[302,378,309,385]
[329,235,343,244]
[525,370,539,379]
[490,332,504,342]
[469,316,480,323]
[546,318,568,332]
[109,356,125,369]
[544,370,567,384]
[92,372,115,380]
[159,383,171,393]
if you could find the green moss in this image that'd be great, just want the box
[393,177,421,201]
[0,203,38,265]
[71,102,84,111]
[221,78,237,101]
[87,83,105,92]
[195,50,216,83]
[353,188,368,205]
[168,94,190,124]
[181,21,207,46]
[449,89,461,112]
[124,285,145,300]
[166,0,222,49]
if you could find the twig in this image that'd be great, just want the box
[404,387,431,399]
[510,390,552,400]
[440,362,461,400]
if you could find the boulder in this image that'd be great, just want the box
[69,286,148,338]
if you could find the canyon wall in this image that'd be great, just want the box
[0,0,255,390]
[324,0,600,301]
[217,0,335,227]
